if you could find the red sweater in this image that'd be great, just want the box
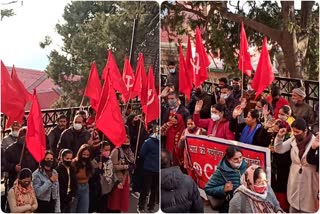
[193,113,235,140]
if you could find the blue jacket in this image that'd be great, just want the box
[32,168,60,212]
[204,157,247,212]
[139,136,159,172]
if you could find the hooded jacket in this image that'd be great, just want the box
[161,166,204,213]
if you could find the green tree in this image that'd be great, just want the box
[161,1,319,80]
[43,1,159,107]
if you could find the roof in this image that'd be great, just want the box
[5,66,62,109]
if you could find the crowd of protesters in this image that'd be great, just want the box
[160,61,319,213]
[1,106,159,213]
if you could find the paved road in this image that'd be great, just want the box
[128,192,159,213]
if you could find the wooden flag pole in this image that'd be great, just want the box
[18,140,26,165]
[134,118,143,164]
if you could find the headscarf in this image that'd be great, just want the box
[13,179,37,207]
[235,165,280,213]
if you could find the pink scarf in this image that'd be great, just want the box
[13,179,36,207]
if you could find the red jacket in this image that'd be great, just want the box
[265,96,289,119]
[193,113,235,140]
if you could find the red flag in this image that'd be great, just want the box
[26,90,46,162]
[102,51,128,98]
[121,57,135,103]
[1,62,27,127]
[251,37,275,99]
[194,27,210,88]
[84,62,102,111]
[131,53,148,106]
[142,66,160,126]
[96,75,127,147]
[178,44,192,100]
[11,66,33,102]
[238,22,253,76]
[185,36,195,86]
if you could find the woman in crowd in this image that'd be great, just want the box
[32,150,60,213]
[230,108,262,146]
[229,165,283,213]
[179,116,206,176]
[193,101,235,140]
[205,146,247,213]
[274,118,318,213]
[108,135,135,212]
[56,149,77,213]
[72,144,93,213]
[7,168,38,213]
[255,99,274,125]
[278,105,295,125]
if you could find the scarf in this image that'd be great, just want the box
[297,131,312,160]
[235,165,278,213]
[239,123,261,144]
[13,179,36,207]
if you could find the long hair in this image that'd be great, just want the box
[72,144,93,177]
[39,150,55,169]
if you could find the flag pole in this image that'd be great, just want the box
[134,118,143,164]
[19,140,26,165]
[79,95,85,110]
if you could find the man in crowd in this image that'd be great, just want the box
[188,86,212,119]
[232,77,242,100]
[219,85,239,120]
[166,61,179,91]
[47,114,68,159]
[57,114,91,156]
[160,149,204,213]
[2,121,21,150]
[265,86,289,119]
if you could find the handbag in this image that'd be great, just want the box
[206,169,229,210]
[99,159,117,195]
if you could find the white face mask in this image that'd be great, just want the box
[247,85,253,91]
[11,131,18,137]
[278,115,287,121]
[220,94,229,100]
[230,160,242,169]
[73,123,82,130]
[169,69,176,74]
[211,113,220,121]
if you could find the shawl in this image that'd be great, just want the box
[13,179,36,207]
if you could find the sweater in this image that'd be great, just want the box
[7,186,38,213]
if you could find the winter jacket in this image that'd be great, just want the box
[161,166,204,213]
[193,113,235,140]
[290,101,316,130]
[4,141,38,188]
[32,168,61,212]
[161,104,190,126]
[306,147,319,171]
[47,126,65,158]
[139,137,159,172]
[110,148,134,183]
[188,94,212,119]
[274,134,319,212]
[204,157,247,213]
[55,163,77,209]
[265,96,289,119]
[2,134,18,150]
[228,185,282,213]
[57,127,91,156]
[7,185,38,213]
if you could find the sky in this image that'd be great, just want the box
[0,0,71,71]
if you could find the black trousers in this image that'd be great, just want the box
[138,170,159,210]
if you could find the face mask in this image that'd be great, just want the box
[292,99,298,105]
[168,100,176,108]
[11,131,19,137]
[220,94,229,100]
[63,160,72,167]
[19,181,30,189]
[229,160,242,169]
[278,115,287,121]
[188,127,197,133]
[102,151,110,158]
[247,85,253,91]
[121,145,130,150]
[233,85,240,91]
[253,185,267,194]
[82,157,90,162]
[73,123,82,130]
[44,160,53,168]
[295,133,305,142]
[211,113,220,122]
[169,69,175,74]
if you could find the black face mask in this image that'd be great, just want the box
[44,160,54,168]
[188,127,197,133]
[82,157,90,162]
[19,181,30,189]
[121,145,130,150]
[63,160,72,167]
[233,85,240,91]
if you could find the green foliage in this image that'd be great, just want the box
[1,9,15,21]
[45,1,159,107]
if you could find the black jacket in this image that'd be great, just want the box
[57,127,91,156]
[161,104,190,126]
[4,141,38,188]
[47,126,65,158]
[161,166,204,213]
[55,163,77,206]
[306,147,319,172]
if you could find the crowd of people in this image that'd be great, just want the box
[160,63,319,213]
[1,106,159,213]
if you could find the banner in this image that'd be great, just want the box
[186,134,271,189]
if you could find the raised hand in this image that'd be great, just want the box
[232,105,243,119]
[194,100,203,113]
[277,128,287,138]
[262,104,270,116]
[160,86,171,98]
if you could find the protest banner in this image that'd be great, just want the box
[186,134,271,189]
